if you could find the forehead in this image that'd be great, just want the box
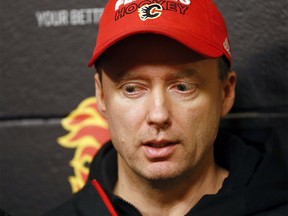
[100,34,218,77]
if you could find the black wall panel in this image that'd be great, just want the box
[0,0,287,215]
[0,122,74,215]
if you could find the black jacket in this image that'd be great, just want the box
[45,130,288,216]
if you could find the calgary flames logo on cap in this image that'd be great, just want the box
[58,97,110,193]
[138,3,163,21]
[114,0,190,21]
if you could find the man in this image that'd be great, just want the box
[46,0,287,215]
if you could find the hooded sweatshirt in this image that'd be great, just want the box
[45,129,288,216]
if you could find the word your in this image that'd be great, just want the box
[35,8,104,27]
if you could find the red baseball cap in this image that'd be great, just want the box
[88,0,231,67]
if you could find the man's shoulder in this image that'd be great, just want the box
[43,197,77,216]
[253,203,288,216]
[43,183,95,216]
[43,181,114,216]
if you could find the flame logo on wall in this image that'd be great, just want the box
[58,97,110,193]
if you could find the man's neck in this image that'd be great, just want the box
[114,151,228,216]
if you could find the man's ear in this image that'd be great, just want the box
[221,71,237,117]
[95,73,106,117]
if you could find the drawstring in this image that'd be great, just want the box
[91,179,118,216]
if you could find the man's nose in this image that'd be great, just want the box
[146,89,171,129]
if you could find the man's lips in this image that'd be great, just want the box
[143,140,177,147]
[142,140,178,160]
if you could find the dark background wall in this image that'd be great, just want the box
[0,0,287,215]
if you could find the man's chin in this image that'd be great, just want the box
[138,166,183,183]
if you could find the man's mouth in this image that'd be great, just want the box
[144,140,177,147]
[142,140,178,160]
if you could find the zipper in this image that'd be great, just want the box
[114,194,143,216]
[92,179,118,216]
[92,179,142,216]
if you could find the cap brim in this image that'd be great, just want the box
[88,26,224,67]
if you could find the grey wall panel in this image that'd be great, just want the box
[0,0,108,118]
[216,1,288,112]
[1,0,287,118]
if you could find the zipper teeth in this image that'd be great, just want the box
[115,195,143,215]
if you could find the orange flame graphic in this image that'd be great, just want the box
[58,97,110,193]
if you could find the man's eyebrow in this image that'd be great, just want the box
[112,70,139,82]
[108,68,205,82]
[170,68,205,81]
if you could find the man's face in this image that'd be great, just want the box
[95,34,235,182]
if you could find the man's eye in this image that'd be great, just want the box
[125,85,137,93]
[174,83,196,92]
[121,84,146,98]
